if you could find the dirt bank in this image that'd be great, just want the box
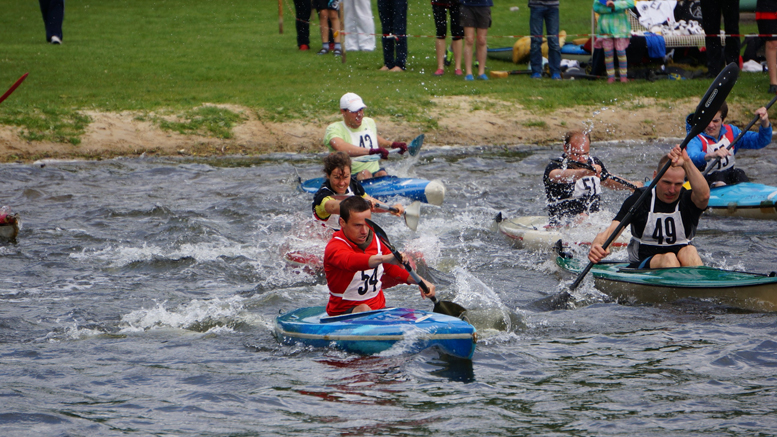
[0,96,725,162]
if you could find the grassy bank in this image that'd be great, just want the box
[0,0,767,152]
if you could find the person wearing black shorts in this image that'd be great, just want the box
[431,0,464,76]
[460,0,492,81]
[314,0,342,55]
[757,0,777,93]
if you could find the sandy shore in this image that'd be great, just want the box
[0,96,720,162]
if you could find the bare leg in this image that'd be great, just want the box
[328,10,341,43]
[649,252,681,268]
[464,27,475,76]
[356,169,373,180]
[452,38,463,71]
[436,38,446,70]
[676,245,703,267]
[319,11,329,45]
[351,304,372,313]
[475,28,488,76]
[767,40,777,88]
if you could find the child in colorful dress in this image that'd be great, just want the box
[593,0,635,83]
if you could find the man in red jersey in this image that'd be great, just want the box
[323,196,435,316]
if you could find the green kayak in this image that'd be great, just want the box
[556,255,777,312]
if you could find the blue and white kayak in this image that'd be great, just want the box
[707,182,777,220]
[275,306,477,359]
[300,176,446,206]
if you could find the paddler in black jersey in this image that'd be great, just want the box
[588,145,710,269]
[543,130,642,226]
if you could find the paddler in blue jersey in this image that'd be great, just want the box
[312,151,404,229]
[324,93,408,181]
[685,102,772,187]
[588,145,710,269]
[544,130,642,226]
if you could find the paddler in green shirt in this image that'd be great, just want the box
[324,92,409,180]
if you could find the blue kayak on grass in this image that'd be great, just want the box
[300,175,446,206]
[707,182,777,220]
[275,306,477,359]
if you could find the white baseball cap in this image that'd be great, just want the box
[340,93,366,112]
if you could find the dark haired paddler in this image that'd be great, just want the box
[312,152,404,228]
[323,196,435,316]
[685,102,772,186]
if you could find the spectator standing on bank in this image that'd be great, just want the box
[700,0,740,77]
[432,0,464,76]
[39,0,64,44]
[343,0,376,51]
[316,0,343,55]
[377,0,408,71]
[460,0,492,81]
[756,0,777,93]
[293,0,312,50]
[593,0,635,83]
[529,0,561,79]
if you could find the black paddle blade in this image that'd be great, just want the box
[433,297,467,318]
[683,63,739,148]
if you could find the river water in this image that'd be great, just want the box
[2,142,776,436]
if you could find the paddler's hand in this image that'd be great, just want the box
[588,243,610,264]
[418,279,436,300]
[391,141,408,155]
[707,147,732,161]
[756,106,770,128]
[668,144,692,168]
[369,147,390,160]
[389,203,404,217]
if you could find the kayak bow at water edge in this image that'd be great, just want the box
[300,176,446,206]
[556,255,777,312]
[706,182,777,220]
[495,214,631,251]
[275,307,477,359]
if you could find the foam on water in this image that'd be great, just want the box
[119,296,249,333]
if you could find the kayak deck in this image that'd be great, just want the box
[557,256,777,312]
[707,182,777,220]
[497,215,630,251]
[300,176,446,206]
[275,306,477,359]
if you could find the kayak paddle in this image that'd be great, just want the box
[569,62,740,291]
[365,218,466,318]
[374,200,421,232]
[0,72,28,105]
[389,134,424,157]
[549,157,639,190]
[703,94,777,176]
[333,196,421,231]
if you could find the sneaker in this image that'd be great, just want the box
[50,36,61,44]
[329,42,335,51]
[620,77,628,83]
[607,77,616,84]
[454,69,463,76]
[551,73,561,80]
[477,73,488,80]
[434,68,445,76]
[299,44,309,51]
[531,72,542,79]
[317,48,329,55]
[769,84,777,93]
[464,74,474,81]
[333,48,342,56]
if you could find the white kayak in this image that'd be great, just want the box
[496,215,631,251]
